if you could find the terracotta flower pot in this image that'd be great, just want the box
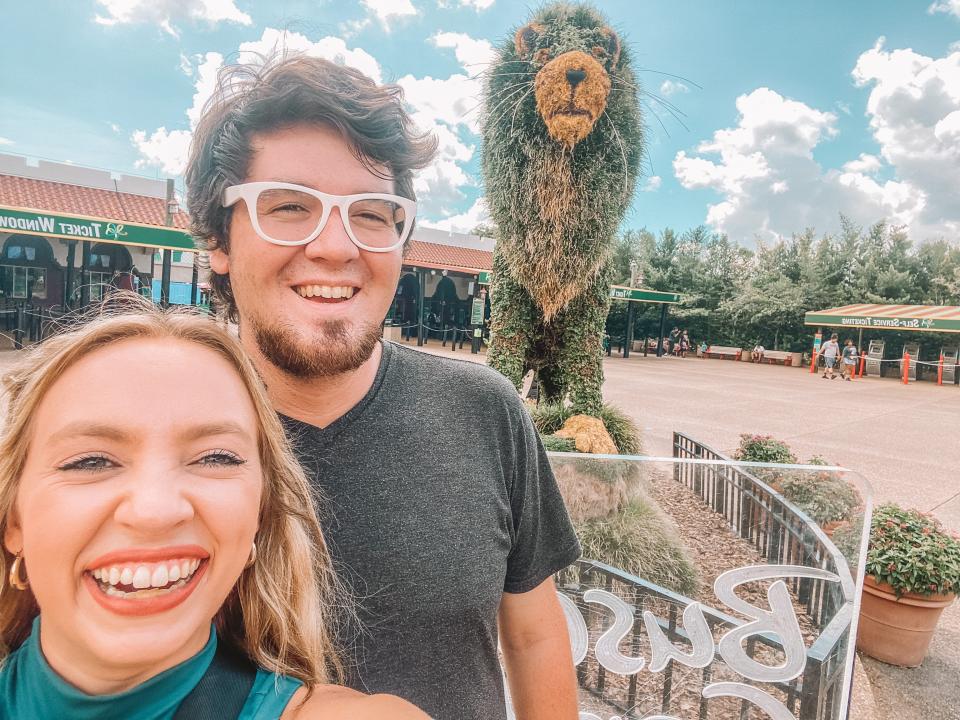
[856,575,956,667]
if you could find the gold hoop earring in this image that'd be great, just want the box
[245,542,257,569]
[8,552,28,591]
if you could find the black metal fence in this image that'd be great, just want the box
[672,433,853,719]
[557,444,855,719]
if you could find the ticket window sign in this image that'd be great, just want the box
[509,453,872,720]
[471,296,485,326]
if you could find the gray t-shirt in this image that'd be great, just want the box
[281,341,581,720]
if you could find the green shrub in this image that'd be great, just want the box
[575,497,699,597]
[541,434,577,453]
[777,470,862,525]
[733,434,797,464]
[531,402,642,455]
[863,504,960,597]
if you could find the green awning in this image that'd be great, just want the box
[804,303,960,334]
[0,204,196,253]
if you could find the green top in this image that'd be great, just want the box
[0,618,302,719]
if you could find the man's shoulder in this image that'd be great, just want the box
[386,342,520,402]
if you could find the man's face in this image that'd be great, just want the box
[209,124,403,378]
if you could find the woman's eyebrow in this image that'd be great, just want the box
[46,421,253,444]
[177,422,254,444]
[48,422,131,444]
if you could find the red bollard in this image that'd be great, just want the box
[810,353,818,374]
[858,354,866,378]
[938,352,945,386]
[902,352,910,385]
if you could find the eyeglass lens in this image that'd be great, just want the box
[255,188,408,247]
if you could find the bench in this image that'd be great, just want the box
[759,350,793,366]
[703,345,741,361]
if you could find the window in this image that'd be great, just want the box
[0,265,47,300]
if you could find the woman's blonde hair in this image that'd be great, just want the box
[0,296,343,685]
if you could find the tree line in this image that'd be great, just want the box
[605,218,960,359]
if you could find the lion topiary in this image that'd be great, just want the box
[481,2,644,418]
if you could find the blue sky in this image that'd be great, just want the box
[2,0,959,245]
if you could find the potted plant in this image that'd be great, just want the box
[855,503,960,667]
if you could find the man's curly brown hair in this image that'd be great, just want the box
[185,53,437,322]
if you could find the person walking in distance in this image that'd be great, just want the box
[819,333,841,379]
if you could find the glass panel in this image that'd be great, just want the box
[506,452,871,720]
[24,247,35,262]
[12,267,26,298]
[28,268,47,299]
[0,266,12,298]
[6,246,22,260]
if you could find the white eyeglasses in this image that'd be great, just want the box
[223,181,416,252]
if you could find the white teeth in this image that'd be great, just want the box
[168,562,181,582]
[132,566,151,589]
[120,567,134,586]
[297,285,355,299]
[109,567,121,586]
[180,560,190,578]
[150,565,169,588]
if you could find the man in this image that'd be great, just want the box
[185,55,580,719]
[819,333,841,379]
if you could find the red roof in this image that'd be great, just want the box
[0,175,190,230]
[403,240,492,273]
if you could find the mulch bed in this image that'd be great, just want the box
[574,468,821,720]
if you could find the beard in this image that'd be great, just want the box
[251,316,382,379]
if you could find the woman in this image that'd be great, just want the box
[0,302,427,719]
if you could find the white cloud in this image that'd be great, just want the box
[641,175,662,192]
[660,80,689,96]
[239,29,382,84]
[397,32,496,215]
[842,153,882,174]
[421,196,490,232]
[133,30,384,176]
[835,101,852,115]
[674,53,960,245]
[929,0,960,18]
[361,0,417,30]
[673,87,905,243]
[440,0,496,10]
[131,128,192,175]
[852,38,960,239]
[0,136,13,146]
[94,0,251,36]
[179,52,194,76]
[108,122,121,134]
[431,32,495,77]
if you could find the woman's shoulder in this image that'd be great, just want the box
[281,685,430,720]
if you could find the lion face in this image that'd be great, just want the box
[514,17,622,148]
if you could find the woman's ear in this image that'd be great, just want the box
[4,514,22,555]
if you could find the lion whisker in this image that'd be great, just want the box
[509,87,535,137]
[602,110,630,198]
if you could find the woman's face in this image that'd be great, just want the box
[5,338,263,683]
